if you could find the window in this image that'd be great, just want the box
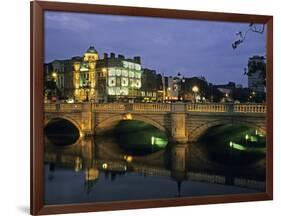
[108,77,116,87]
[108,68,115,76]
[129,79,135,87]
[108,87,115,95]
[120,87,129,95]
[122,69,128,77]
[135,72,141,79]
[121,77,128,86]
[123,61,129,68]
[135,80,141,88]
[129,71,134,78]
[135,64,141,70]
[116,69,121,76]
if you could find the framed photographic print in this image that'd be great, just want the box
[31,1,273,215]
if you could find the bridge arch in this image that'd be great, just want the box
[44,115,83,136]
[188,119,266,142]
[95,113,169,135]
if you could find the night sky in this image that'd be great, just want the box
[44,11,266,87]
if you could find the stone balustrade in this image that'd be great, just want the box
[132,103,171,112]
[186,103,226,112]
[44,102,266,113]
[92,103,125,111]
[234,104,266,113]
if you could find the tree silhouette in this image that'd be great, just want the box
[232,23,265,49]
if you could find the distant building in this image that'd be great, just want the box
[247,56,266,93]
[44,47,143,102]
[214,82,236,97]
[96,53,143,102]
[140,68,163,102]
[165,76,180,101]
[44,56,82,99]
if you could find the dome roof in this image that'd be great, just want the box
[86,46,98,54]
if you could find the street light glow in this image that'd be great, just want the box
[192,86,199,93]
[52,72,57,78]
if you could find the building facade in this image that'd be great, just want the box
[96,53,143,102]
[247,56,266,93]
[44,47,143,102]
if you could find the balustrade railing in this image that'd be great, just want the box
[60,103,82,112]
[44,103,56,112]
[186,103,226,112]
[234,104,266,113]
[132,103,171,112]
[92,103,125,111]
[44,102,266,113]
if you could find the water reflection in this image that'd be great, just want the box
[44,133,265,205]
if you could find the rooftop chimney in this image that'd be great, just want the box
[134,56,141,64]
[118,54,125,59]
[110,53,115,58]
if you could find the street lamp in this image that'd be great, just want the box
[52,72,57,80]
[245,134,249,145]
[192,85,199,103]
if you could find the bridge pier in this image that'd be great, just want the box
[170,104,188,143]
[81,104,94,136]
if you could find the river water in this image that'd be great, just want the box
[44,121,266,205]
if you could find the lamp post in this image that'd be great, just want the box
[192,85,199,103]
[245,134,249,145]
[51,72,58,101]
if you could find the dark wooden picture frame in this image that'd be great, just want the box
[31,1,273,215]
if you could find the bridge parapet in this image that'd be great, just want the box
[44,102,267,114]
[186,103,226,112]
[234,104,266,113]
[132,103,171,112]
[92,103,125,112]
[186,103,266,113]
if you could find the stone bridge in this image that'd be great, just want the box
[44,102,266,143]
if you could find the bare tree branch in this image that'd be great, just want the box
[232,23,265,49]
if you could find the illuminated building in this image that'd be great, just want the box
[96,53,143,102]
[73,46,99,102]
[44,47,143,102]
[44,56,82,100]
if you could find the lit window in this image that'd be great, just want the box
[108,77,116,87]
[129,71,134,78]
[122,69,128,77]
[108,68,115,76]
[108,87,115,95]
[135,64,141,70]
[121,77,128,86]
[116,69,121,76]
[120,87,129,95]
[123,61,129,68]
[135,72,141,79]
[135,80,141,88]
[129,79,135,87]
